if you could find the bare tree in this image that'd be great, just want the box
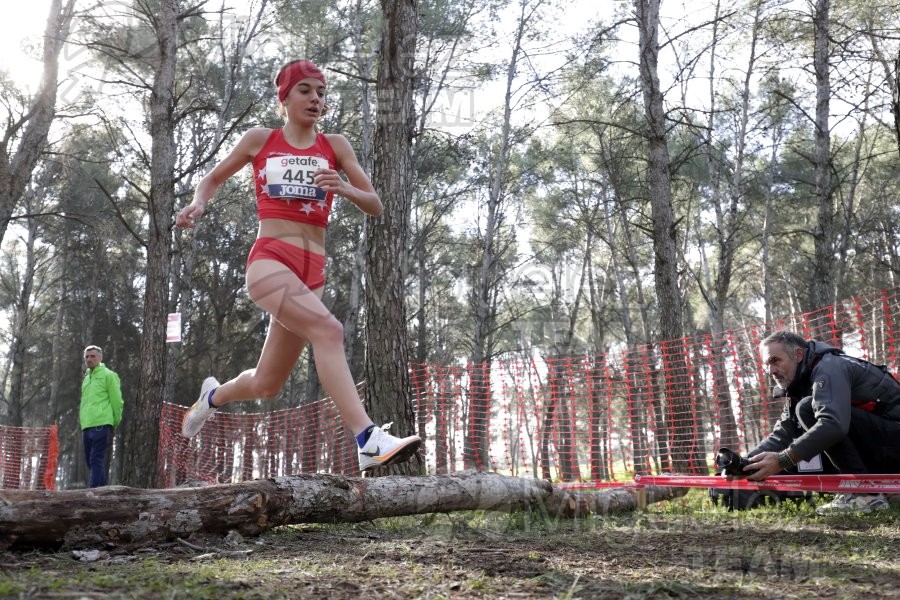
[342,0,379,375]
[1,191,43,432]
[0,0,75,246]
[463,0,546,471]
[117,0,181,488]
[894,49,900,157]
[166,0,270,432]
[633,0,701,473]
[694,0,764,452]
[756,73,798,323]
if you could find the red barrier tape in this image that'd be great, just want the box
[633,474,900,494]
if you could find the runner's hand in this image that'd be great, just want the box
[176,202,206,228]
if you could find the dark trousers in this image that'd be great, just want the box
[82,425,112,487]
[796,397,900,474]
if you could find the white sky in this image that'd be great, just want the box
[0,0,52,90]
[0,1,615,86]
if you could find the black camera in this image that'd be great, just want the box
[715,447,750,478]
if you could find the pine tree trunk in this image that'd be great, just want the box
[118,0,179,488]
[364,0,421,474]
[710,333,739,451]
[345,4,377,375]
[465,0,533,471]
[6,204,38,429]
[635,0,699,474]
[893,49,900,159]
[810,0,834,313]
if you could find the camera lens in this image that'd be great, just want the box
[716,447,749,477]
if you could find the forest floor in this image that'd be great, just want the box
[1,489,898,599]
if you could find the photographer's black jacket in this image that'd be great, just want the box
[752,340,900,461]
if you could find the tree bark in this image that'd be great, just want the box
[0,471,685,549]
[6,196,39,428]
[700,0,759,452]
[634,0,697,473]
[548,484,688,518]
[810,0,834,313]
[545,361,580,482]
[893,49,900,159]
[625,348,650,474]
[118,0,179,488]
[344,1,378,375]
[364,0,420,473]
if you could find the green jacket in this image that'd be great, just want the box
[80,363,124,430]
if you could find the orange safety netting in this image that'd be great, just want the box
[0,424,58,490]
[157,399,359,487]
[157,287,900,488]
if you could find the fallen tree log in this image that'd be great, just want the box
[546,484,689,518]
[0,471,685,549]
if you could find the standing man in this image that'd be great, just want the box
[744,331,900,514]
[80,345,123,487]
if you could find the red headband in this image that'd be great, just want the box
[277,60,326,102]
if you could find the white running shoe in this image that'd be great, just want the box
[815,492,890,515]
[358,425,422,471]
[181,377,220,438]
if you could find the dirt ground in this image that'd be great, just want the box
[1,492,899,599]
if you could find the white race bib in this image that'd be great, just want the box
[264,156,328,200]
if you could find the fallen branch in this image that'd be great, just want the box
[546,484,690,518]
[0,471,683,549]
[0,471,548,548]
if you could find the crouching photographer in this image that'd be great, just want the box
[726,330,900,515]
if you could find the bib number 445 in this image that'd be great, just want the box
[265,156,328,200]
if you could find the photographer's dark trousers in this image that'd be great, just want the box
[796,397,900,474]
[82,424,112,487]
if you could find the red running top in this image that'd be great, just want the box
[252,129,340,227]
